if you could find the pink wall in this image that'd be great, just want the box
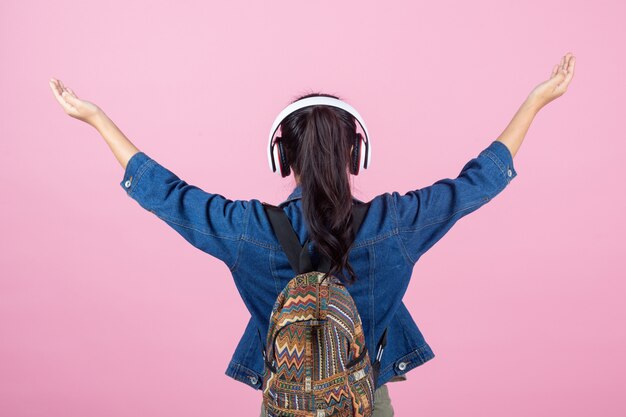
[2,0,624,416]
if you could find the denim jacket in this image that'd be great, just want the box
[119,140,517,391]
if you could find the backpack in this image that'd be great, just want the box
[258,201,388,417]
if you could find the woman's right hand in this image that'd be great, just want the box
[527,52,576,110]
[49,78,103,126]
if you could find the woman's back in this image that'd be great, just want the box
[117,138,517,390]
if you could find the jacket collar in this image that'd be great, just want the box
[279,184,365,206]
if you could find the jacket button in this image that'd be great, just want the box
[397,361,407,371]
[249,375,258,385]
[124,179,132,188]
[507,169,512,177]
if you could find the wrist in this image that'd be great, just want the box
[523,94,544,114]
[89,109,109,130]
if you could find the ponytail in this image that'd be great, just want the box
[279,92,360,284]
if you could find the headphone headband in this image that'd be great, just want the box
[267,96,372,173]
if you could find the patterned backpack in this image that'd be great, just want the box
[258,201,388,417]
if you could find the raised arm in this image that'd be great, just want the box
[49,79,249,270]
[49,78,140,169]
[393,52,576,264]
[497,52,576,158]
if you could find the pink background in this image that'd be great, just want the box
[1,1,624,416]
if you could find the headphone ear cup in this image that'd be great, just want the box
[350,133,362,175]
[276,137,291,178]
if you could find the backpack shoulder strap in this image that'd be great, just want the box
[262,202,312,274]
[262,201,371,274]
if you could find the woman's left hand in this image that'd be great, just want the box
[527,52,576,110]
[49,78,102,125]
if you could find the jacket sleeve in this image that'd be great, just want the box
[391,140,517,264]
[120,151,248,270]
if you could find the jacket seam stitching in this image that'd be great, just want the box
[369,245,375,350]
[397,306,419,353]
[241,236,278,250]
[148,211,242,241]
[240,330,256,368]
[482,149,506,177]
[396,197,487,265]
[229,201,250,272]
[241,229,398,250]
[397,197,488,234]
[128,159,156,198]
[390,193,415,265]
[231,362,260,378]
[128,160,244,253]
[482,148,512,189]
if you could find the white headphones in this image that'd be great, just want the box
[267,96,372,177]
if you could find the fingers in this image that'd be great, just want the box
[53,78,80,99]
[51,87,73,112]
[551,64,559,78]
[61,89,79,104]
[557,53,575,89]
[564,54,576,84]
[49,79,68,105]
[552,52,575,79]
[49,78,62,96]
[560,52,574,73]
[50,78,66,98]
[50,78,72,100]
[56,79,71,97]
[66,87,78,99]
[49,78,77,112]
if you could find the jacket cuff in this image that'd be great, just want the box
[480,140,518,185]
[120,151,153,196]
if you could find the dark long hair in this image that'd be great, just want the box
[279,91,360,285]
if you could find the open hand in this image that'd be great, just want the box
[528,52,576,109]
[49,78,102,125]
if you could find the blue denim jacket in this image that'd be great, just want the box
[120,140,517,390]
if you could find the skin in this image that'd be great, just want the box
[49,52,575,178]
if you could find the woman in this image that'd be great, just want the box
[49,52,575,416]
